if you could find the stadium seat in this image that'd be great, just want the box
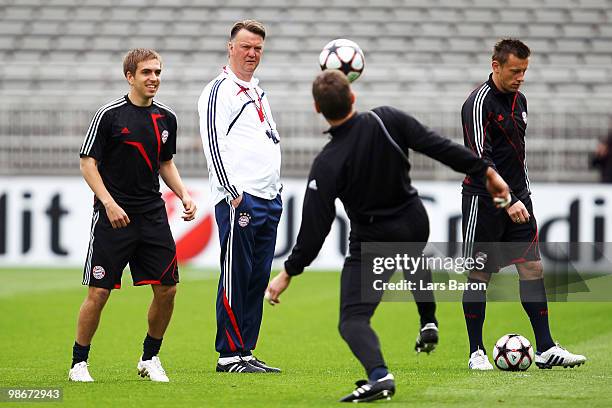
[489,23,524,38]
[528,24,561,38]
[569,9,606,23]
[585,54,612,64]
[454,23,490,38]
[46,0,82,5]
[176,7,214,22]
[64,22,97,36]
[461,9,498,23]
[3,6,34,20]
[591,39,612,52]
[127,36,163,50]
[562,24,598,38]
[533,8,569,23]
[0,36,15,50]
[56,36,88,51]
[384,22,420,35]
[0,0,611,180]
[374,37,408,52]
[253,8,288,23]
[412,37,446,52]
[547,53,582,65]
[448,38,484,53]
[108,7,143,21]
[393,8,428,23]
[575,67,609,83]
[427,8,462,22]
[92,36,123,51]
[20,36,52,51]
[38,7,72,21]
[73,7,108,21]
[420,23,454,37]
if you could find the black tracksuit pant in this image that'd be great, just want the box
[338,199,437,375]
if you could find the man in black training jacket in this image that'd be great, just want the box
[267,70,511,402]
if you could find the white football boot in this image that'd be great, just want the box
[535,344,586,369]
[468,349,494,370]
[137,356,170,382]
[68,361,94,382]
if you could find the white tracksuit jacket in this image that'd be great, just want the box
[198,66,282,205]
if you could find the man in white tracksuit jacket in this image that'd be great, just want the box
[198,19,282,374]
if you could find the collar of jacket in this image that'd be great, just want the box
[487,73,517,100]
[324,111,360,137]
[222,65,260,88]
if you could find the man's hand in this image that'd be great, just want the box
[265,269,292,306]
[506,200,530,224]
[231,195,243,209]
[104,200,130,229]
[484,167,511,208]
[181,193,197,221]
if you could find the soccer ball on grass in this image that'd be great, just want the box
[493,334,535,371]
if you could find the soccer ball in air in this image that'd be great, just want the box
[493,334,535,371]
[319,38,365,82]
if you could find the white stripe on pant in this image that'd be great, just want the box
[83,210,100,285]
[463,196,479,259]
[224,200,236,307]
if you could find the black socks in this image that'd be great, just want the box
[462,278,488,355]
[71,341,90,368]
[520,279,555,352]
[142,333,163,361]
[72,334,165,368]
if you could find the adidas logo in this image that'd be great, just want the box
[308,179,318,191]
[121,127,130,134]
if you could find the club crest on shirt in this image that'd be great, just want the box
[92,265,105,279]
[474,251,488,265]
[238,212,251,227]
[522,112,527,124]
[161,130,169,144]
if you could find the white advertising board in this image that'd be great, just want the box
[0,178,611,271]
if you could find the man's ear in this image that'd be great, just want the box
[126,71,134,85]
[314,101,321,113]
[492,60,501,74]
[350,91,356,105]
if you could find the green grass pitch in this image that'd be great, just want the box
[1,268,611,407]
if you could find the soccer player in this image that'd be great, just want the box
[266,70,511,402]
[460,38,586,370]
[69,49,196,382]
[198,20,282,373]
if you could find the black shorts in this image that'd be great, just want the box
[82,206,178,290]
[462,194,540,272]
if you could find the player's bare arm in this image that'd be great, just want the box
[159,159,197,221]
[79,156,130,228]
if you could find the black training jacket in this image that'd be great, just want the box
[461,74,530,205]
[284,106,489,276]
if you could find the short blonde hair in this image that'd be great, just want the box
[122,48,162,78]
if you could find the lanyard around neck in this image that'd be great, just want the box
[234,82,279,144]
[236,83,265,123]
